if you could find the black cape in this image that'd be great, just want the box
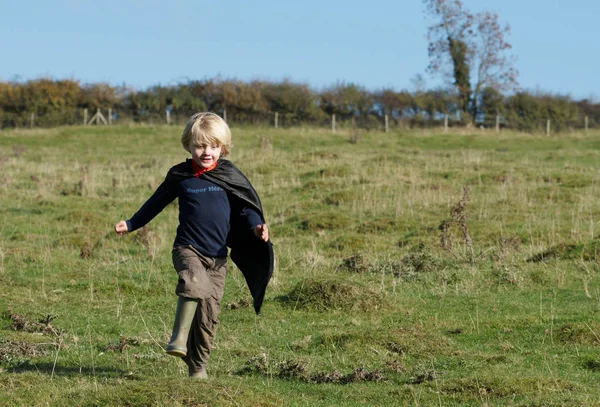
[168,158,274,314]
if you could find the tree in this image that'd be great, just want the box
[262,80,323,124]
[479,86,504,126]
[448,37,471,114]
[319,82,373,119]
[424,0,518,119]
[374,88,413,119]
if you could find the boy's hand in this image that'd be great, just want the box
[114,220,129,235]
[253,224,269,242]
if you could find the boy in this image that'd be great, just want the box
[114,112,273,379]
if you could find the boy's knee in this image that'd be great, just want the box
[175,268,215,299]
[173,247,215,299]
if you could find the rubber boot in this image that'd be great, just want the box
[165,297,198,357]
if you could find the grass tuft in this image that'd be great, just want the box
[282,279,386,311]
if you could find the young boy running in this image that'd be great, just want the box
[114,112,273,379]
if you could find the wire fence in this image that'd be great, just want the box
[1,108,599,135]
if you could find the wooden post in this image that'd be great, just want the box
[87,109,108,125]
[30,112,34,128]
[83,108,88,126]
[585,116,588,133]
[223,109,227,123]
[274,112,278,128]
[384,114,389,133]
[108,108,112,125]
[444,114,448,133]
[496,115,500,132]
[166,109,171,125]
[99,110,107,125]
[546,119,551,137]
[332,114,336,133]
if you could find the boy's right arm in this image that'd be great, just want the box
[114,175,178,235]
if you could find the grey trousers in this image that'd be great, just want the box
[172,245,227,372]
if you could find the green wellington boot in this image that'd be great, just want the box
[165,297,198,357]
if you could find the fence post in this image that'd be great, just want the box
[444,114,448,133]
[30,112,34,128]
[223,109,227,123]
[585,116,588,133]
[332,114,336,133]
[108,108,112,125]
[546,119,551,136]
[83,109,88,126]
[274,112,278,128]
[496,115,500,132]
[385,114,389,133]
[166,109,171,125]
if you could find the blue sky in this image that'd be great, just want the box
[0,0,597,100]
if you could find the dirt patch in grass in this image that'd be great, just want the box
[237,354,384,384]
[277,359,309,380]
[311,367,384,384]
[0,340,50,359]
[281,279,386,312]
[4,311,61,336]
[237,353,269,375]
[384,341,407,355]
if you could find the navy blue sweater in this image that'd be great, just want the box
[126,171,262,258]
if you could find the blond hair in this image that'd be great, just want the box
[181,112,232,155]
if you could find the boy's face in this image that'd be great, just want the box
[190,141,222,169]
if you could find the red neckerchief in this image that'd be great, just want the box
[191,160,218,177]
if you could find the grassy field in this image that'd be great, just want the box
[1,124,600,406]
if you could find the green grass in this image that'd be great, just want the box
[1,125,600,405]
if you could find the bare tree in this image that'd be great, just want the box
[424,0,518,119]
